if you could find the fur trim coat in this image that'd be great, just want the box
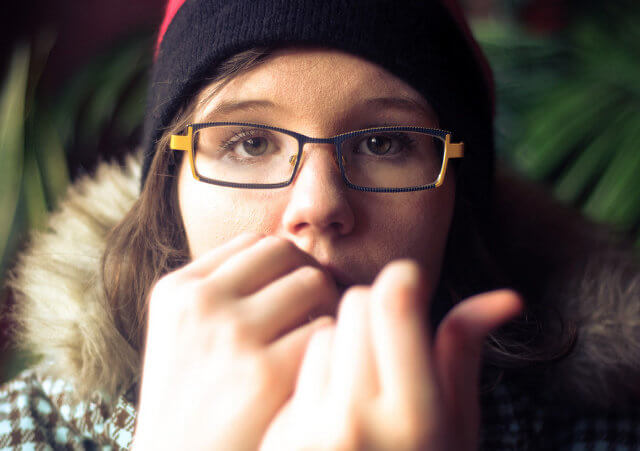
[1,154,640,449]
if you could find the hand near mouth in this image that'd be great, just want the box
[132,233,339,450]
[259,260,523,451]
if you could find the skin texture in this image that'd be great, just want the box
[132,48,523,450]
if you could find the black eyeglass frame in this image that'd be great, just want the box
[170,122,464,193]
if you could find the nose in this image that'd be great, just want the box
[281,142,355,239]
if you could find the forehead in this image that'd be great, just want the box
[194,48,437,127]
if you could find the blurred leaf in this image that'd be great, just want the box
[475,1,640,244]
[553,108,633,204]
[0,44,29,277]
[112,71,149,138]
[30,106,69,208]
[24,30,56,119]
[22,146,49,230]
[582,114,640,227]
[573,21,640,98]
[48,34,150,152]
[511,82,620,180]
[79,37,149,145]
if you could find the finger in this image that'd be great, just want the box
[183,232,264,277]
[433,289,523,447]
[212,236,320,296]
[294,324,335,404]
[369,260,436,405]
[241,265,339,343]
[266,316,334,399]
[327,286,378,410]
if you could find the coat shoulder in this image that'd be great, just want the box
[7,154,143,402]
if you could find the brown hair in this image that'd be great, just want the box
[102,46,578,380]
[102,48,274,352]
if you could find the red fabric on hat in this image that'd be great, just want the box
[155,0,187,57]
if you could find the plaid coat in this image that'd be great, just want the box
[1,155,639,449]
[3,366,640,449]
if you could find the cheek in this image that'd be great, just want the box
[177,160,279,259]
[366,174,455,291]
[414,178,456,284]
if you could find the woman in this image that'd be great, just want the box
[2,0,640,449]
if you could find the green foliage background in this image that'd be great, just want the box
[0,35,151,382]
[476,1,640,242]
[1,1,639,383]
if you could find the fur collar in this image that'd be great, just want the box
[9,155,142,403]
[8,154,640,410]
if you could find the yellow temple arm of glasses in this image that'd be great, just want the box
[445,134,464,159]
[170,126,193,152]
[448,143,464,158]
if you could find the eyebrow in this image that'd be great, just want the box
[201,96,435,121]
[202,99,279,118]
[361,96,436,120]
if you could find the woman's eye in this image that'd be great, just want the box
[239,137,269,156]
[359,135,395,155]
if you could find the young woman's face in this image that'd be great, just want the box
[178,48,456,300]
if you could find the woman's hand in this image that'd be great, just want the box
[259,260,523,451]
[132,233,339,450]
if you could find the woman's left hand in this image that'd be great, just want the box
[259,260,523,451]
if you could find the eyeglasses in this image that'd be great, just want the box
[170,122,464,192]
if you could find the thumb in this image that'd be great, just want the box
[433,289,523,448]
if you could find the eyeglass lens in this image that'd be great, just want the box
[193,125,445,188]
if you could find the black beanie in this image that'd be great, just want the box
[141,0,495,212]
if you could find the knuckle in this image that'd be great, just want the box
[214,314,254,346]
[179,279,219,317]
[298,265,331,288]
[147,273,179,312]
[190,277,221,303]
[147,275,202,333]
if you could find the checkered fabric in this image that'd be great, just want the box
[2,367,640,449]
[0,369,137,450]
[479,373,640,450]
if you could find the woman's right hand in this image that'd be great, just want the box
[131,233,338,450]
